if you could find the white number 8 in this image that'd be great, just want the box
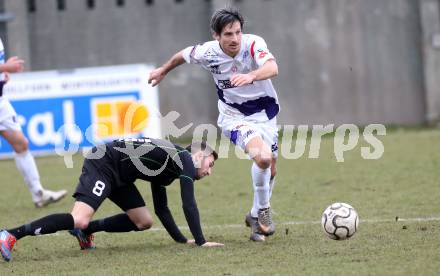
[92,180,106,196]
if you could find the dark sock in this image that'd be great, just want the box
[8,213,74,240]
[83,213,139,235]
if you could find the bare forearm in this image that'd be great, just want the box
[249,59,278,81]
[0,56,25,73]
[161,50,185,74]
[0,64,8,72]
[148,51,185,86]
[0,64,15,73]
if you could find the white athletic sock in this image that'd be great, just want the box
[251,192,259,218]
[250,162,271,217]
[14,150,43,201]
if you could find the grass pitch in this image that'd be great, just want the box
[1,128,440,275]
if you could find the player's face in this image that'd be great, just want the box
[215,20,242,57]
[195,154,215,180]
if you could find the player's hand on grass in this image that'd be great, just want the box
[148,67,166,87]
[230,73,255,87]
[4,56,24,73]
[201,241,224,247]
[186,239,196,245]
[186,240,223,247]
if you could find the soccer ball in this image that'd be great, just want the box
[321,202,359,240]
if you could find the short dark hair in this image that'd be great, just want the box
[210,7,244,35]
[186,141,218,161]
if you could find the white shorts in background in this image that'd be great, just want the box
[0,99,21,132]
[218,114,279,158]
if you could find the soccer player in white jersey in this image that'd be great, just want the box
[149,8,279,242]
[0,38,67,207]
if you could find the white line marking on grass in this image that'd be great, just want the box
[40,217,440,236]
[147,216,440,232]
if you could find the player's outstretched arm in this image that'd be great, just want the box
[0,56,25,73]
[148,50,185,87]
[230,59,278,87]
[151,184,189,243]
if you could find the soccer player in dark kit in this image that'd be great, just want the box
[0,138,223,262]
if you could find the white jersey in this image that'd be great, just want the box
[0,38,5,81]
[0,37,18,126]
[0,38,6,104]
[182,34,280,123]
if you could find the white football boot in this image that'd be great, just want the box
[33,189,68,208]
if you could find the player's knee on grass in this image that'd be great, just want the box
[134,215,153,231]
[135,217,153,231]
[127,207,153,231]
[72,216,90,230]
[71,201,94,229]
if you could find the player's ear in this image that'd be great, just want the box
[193,150,203,162]
[193,151,205,169]
[198,151,206,161]
[213,32,220,41]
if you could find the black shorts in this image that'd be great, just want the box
[73,159,145,211]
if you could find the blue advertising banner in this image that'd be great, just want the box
[0,64,161,158]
